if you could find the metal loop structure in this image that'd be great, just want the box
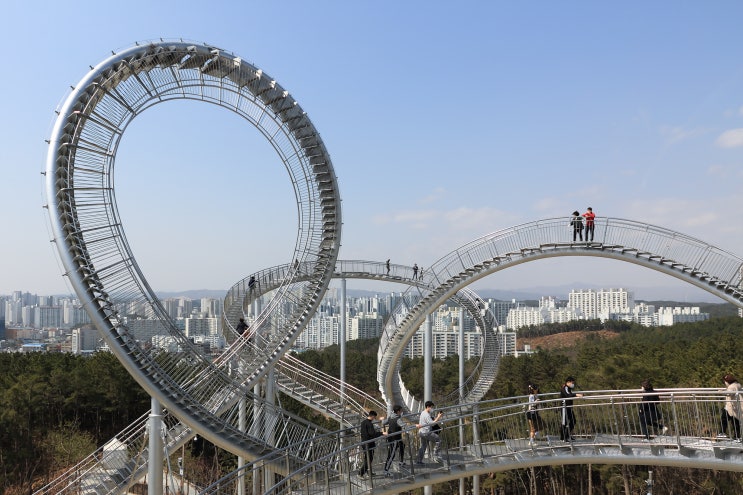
[43,40,743,494]
[44,40,342,458]
[378,216,743,411]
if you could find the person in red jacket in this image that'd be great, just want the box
[582,207,596,242]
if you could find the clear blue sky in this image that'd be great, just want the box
[2,1,742,302]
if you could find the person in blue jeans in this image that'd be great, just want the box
[416,401,443,463]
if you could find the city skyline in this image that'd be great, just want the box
[2,2,742,301]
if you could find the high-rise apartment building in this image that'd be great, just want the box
[71,327,99,353]
[185,317,220,337]
[568,288,633,319]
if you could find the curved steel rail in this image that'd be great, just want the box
[378,217,743,412]
[200,388,743,494]
[224,260,501,412]
[44,40,342,459]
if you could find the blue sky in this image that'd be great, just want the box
[2,1,742,302]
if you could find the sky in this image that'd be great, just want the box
[1,1,742,303]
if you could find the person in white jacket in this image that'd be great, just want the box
[719,374,743,440]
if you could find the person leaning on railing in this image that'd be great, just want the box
[526,384,545,445]
[560,376,583,442]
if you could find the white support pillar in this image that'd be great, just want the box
[252,381,261,495]
[459,307,465,495]
[423,314,433,495]
[148,398,163,495]
[264,366,276,488]
[252,296,263,495]
[340,278,347,415]
[423,314,432,403]
[237,394,246,495]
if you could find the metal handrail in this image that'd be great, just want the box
[199,388,743,495]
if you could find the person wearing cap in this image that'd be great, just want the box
[358,410,386,477]
[526,384,545,446]
[719,374,743,440]
[639,379,667,440]
[559,376,583,442]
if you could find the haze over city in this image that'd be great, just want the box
[2,2,742,303]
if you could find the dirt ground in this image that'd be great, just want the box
[518,329,619,351]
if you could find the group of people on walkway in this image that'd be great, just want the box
[526,373,743,444]
[570,207,596,242]
[355,373,743,479]
[357,400,444,478]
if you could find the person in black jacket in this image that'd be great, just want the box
[560,376,583,441]
[570,211,584,242]
[235,317,248,336]
[383,405,405,475]
[359,410,386,477]
[639,379,667,440]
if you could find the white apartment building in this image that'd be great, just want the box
[506,296,582,330]
[72,327,99,353]
[404,328,484,360]
[63,300,91,328]
[349,312,383,340]
[297,313,340,349]
[568,288,634,320]
[35,305,64,329]
[657,306,709,326]
[185,317,220,337]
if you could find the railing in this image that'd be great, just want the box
[198,388,743,495]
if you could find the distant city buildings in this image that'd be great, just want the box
[504,288,710,330]
[0,286,724,358]
[1,292,225,354]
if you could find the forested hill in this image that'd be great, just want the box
[4,316,743,494]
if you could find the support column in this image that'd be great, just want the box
[237,394,246,495]
[423,314,432,403]
[340,278,347,415]
[148,398,163,495]
[423,314,433,495]
[252,296,262,495]
[459,307,465,495]
[340,278,349,480]
[264,366,276,489]
[252,381,261,495]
